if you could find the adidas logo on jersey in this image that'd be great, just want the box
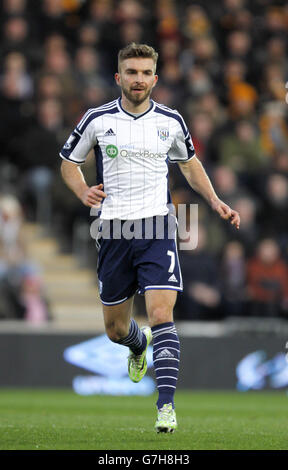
[104,128,116,136]
[168,274,178,282]
[156,348,175,359]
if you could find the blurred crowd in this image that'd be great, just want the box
[0,0,288,322]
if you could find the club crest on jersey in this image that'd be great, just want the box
[157,128,169,141]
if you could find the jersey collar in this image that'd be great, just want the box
[117,97,155,119]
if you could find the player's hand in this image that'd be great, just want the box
[211,198,240,230]
[81,184,107,208]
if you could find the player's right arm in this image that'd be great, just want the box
[59,108,107,208]
[61,160,107,208]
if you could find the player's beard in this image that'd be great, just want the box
[122,84,152,106]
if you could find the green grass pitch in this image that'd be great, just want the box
[0,389,287,450]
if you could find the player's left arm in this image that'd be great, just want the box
[178,156,240,230]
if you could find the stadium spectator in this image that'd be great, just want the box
[89,0,114,23]
[158,38,181,64]
[115,0,147,23]
[17,98,67,172]
[219,58,248,106]
[190,92,228,129]
[181,4,212,40]
[176,224,222,320]
[77,21,100,49]
[185,65,214,99]
[188,112,216,166]
[74,46,109,96]
[228,81,258,121]
[224,196,259,256]
[212,165,248,206]
[1,51,33,99]
[191,35,221,81]
[218,0,249,34]
[41,39,77,97]
[39,0,71,40]
[260,62,287,107]
[272,151,288,175]
[0,194,50,322]
[217,119,267,178]
[264,36,287,74]
[36,73,62,101]
[118,21,145,48]
[220,241,247,317]
[246,238,288,317]
[155,0,180,42]
[263,6,288,39]
[0,15,30,56]
[20,272,50,324]
[2,0,27,16]
[151,82,176,108]
[258,103,288,157]
[257,173,288,244]
[225,29,252,61]
[0,53,33,174]
[158,59,186,106]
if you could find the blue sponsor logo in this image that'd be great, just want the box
[63,334,155,396]
[236,350,288,391]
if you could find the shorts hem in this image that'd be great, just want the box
[100,296,128,306]
[100,291,137,306]
[143,285,183,292]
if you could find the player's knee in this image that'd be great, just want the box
[149,306,172,327]
[105,323,129,343]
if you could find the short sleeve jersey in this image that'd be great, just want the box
[60,98,195,220]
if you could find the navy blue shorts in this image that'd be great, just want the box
[96,214,183,306]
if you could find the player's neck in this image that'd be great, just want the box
[120,95,151,114]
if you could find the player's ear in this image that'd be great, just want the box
[152,74,158,88]
[115,73,121,86]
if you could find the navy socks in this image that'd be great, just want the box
[116,319,180,409]
[151,322,180,409]
[117,318,147,355]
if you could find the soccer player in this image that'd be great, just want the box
[60,43,240,433]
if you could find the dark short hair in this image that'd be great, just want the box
[118,43,158,71]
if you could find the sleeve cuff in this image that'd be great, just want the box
[59,152,86,165]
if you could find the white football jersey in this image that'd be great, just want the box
[60,98,195,219]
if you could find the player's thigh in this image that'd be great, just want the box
[145,289,177,327]
[97,235,137,305]
[103,295,134,340]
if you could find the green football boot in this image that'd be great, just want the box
[155,403,177,433]
[128,326,152,383]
